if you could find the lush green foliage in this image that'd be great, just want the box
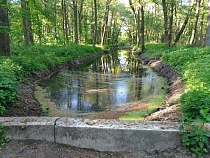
[0,44,101,115]
[0,58,19,114]
[146,44,210,157]
[0,125,9,147]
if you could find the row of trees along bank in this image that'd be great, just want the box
[0,0,210,56]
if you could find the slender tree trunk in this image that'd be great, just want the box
[21,0,33,45]
[189,0,201,45]
[64,0,69,43]
[78,0,84,42]
[73,0,78,44]
[136,6,141,47]
[129,0,137,46]
[84,11,88,44]
[167,1,175,48]
[162,0,168,43]
[93,0,97,46]
[205,7,210,46]
[54,0,57,34]
[101,0,111,47]
[0,0,10,56]
[172,3,194,46]
[141,5,145,52]
[61,0,69,44]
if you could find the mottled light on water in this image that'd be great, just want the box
[38,50,164,115]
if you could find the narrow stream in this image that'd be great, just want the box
[36,49,166,117]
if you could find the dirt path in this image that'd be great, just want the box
[0,140,192,158]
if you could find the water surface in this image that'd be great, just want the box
[37,50,165,116]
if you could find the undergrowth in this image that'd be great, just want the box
[146,44,210,157]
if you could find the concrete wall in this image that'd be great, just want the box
[0,117,181,152]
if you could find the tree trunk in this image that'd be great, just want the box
[136,6,141,47]
[73,0,78,44]
[129,0,137,46]
[189,0,201,45]
[78,0,84,42]
[0,0,10,56]
[21,0,33,45]
[61,0,69,43]
[167,0,175,48]
[205,7,210,46]
[162,0,168,43]
[141,5,145,52]
[101,0,111,47]
[93,0,97,46]
[172,3,194,46]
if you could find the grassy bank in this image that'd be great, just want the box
[0,44,101,115]
[145,43,210,157]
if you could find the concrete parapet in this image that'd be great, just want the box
[0,117,181,152]
[0,117,58,142]
[55,118,181,152]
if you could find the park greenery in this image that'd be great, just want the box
[0,0,210,156]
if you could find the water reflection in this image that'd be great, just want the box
[38,50,162,114]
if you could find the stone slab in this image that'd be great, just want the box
[0,117,59,142]
[55,118,181,152]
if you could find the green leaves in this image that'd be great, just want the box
[0,125,9,147]
[162,46,210,157]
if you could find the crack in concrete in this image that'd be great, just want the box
[54,117,61,142]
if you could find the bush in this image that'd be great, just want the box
[0,58,19,114]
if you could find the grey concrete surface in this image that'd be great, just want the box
[0,117,59,142]
[0,117,181,152]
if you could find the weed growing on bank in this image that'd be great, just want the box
[0,44,101,115]
[146,44,210,157]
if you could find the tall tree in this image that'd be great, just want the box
[172,3,194,46]
[21,0,33,45]
[162,0,168,44]
[0,0,10,56]
[189,0,201,45]
[140,3,145,52]
[205,7,210,46]
[61,0,69,43]
[167,0,175,47]
[101,0,112,47]
[73,0,78,44]
[93,0,97,46]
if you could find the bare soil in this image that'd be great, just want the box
[1,53,189,158]
[1,139,193,158]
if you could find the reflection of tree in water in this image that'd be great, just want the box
[38,49,154,114]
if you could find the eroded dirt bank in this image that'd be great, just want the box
[142,55,185,122]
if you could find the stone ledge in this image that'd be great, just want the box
[0,117,181,152]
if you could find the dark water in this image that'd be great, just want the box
[37,50,164,115]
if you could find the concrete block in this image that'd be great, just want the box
[0,117,59,142]
[55,118,181,152]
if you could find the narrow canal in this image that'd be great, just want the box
[36,49,166,117]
